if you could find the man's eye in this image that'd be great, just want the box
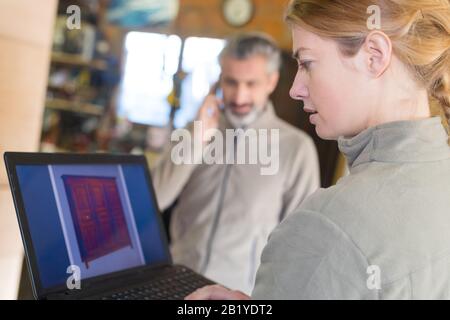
[225,79,237,86]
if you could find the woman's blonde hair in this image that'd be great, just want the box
[286,0,450,136]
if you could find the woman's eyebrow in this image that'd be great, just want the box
[292,47,312,60]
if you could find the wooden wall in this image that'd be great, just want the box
[104,0,293,50]
[172,0,292,49]
[0,0,57,299]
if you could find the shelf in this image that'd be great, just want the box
[47,84,78,95]
[51,52,108,70]
[46,98,104,116]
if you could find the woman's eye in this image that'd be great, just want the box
[298,61,312,72]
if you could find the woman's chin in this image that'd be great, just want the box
[315,125,338,140]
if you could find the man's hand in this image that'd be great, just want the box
[196,94,222,143]
[185,285,251,300]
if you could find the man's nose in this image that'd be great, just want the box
[289,72,309,100]
[234,85,249,105]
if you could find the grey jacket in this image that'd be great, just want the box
[151,103,320,294]
[253,117,450,299]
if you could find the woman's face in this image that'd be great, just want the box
[290,25,374,139]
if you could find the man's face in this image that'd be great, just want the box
[220,55,279,116]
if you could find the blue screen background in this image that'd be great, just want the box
[16,164,168,289]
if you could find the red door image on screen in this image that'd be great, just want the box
[62,175,133,268]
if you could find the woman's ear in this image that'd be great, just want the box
[363,30,392,78]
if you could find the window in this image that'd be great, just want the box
[119,32,224,128]
[176,36,225,128]
[119,32,181,126]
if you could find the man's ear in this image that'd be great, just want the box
[363,30,392,78]
[268,71,280,94]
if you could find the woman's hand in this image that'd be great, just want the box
[185,285,251,300]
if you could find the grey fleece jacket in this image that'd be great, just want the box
[151,102,320,294]
[253,117,450,299]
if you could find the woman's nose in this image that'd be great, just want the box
[289,73,309,100]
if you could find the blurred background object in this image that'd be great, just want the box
[2,0,343,299]
[37,0,339,187]
[0,0,58,300]
[106,0,179,28]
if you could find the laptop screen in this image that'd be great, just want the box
[15,162,169,290]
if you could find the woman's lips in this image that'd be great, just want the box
[303,107,318,124]
[309,113,318,124]
[303,106,317,113]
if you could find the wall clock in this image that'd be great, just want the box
[222,0,254,27]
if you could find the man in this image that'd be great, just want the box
[151,32,320,295]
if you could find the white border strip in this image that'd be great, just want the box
[118,165,145,264]
[48,165,75,266]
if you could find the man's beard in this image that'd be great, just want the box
[224,105,264,129]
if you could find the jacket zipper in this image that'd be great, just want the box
[200,135,238,273]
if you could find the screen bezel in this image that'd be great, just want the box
[4,152,172,299]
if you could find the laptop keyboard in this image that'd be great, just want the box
[99,266,214,300]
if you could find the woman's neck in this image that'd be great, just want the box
[367,86,431,128]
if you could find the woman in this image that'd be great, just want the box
[187,0,450,299]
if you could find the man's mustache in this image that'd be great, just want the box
[228,102,253,109]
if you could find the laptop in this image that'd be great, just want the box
[4,152,214,300]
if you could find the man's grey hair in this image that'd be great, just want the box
[219,32,282,74]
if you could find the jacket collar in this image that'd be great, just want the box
[338,117,450,169]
